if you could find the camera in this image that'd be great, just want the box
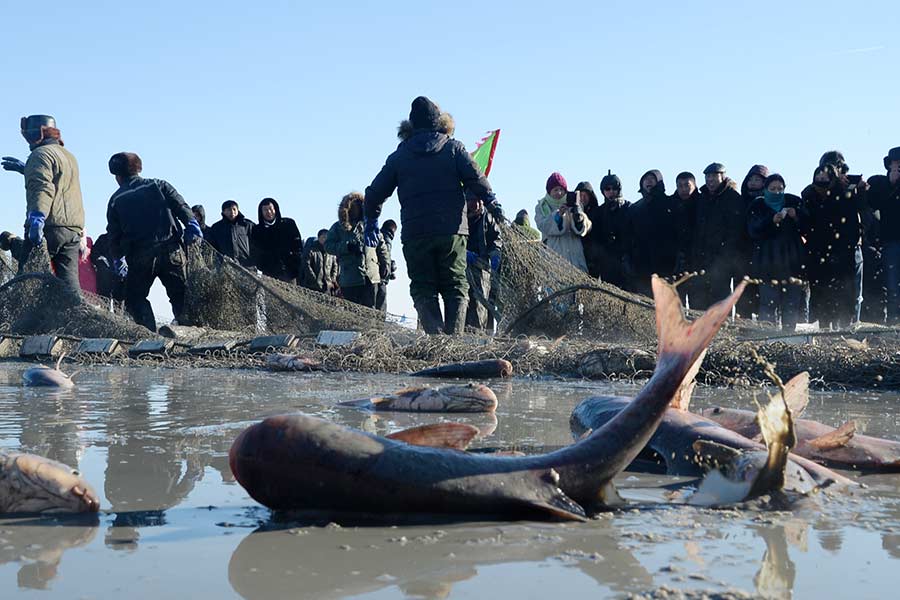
[565,191,578,208]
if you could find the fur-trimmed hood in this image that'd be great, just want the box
[397,111,455,141]
[338,192,365,230]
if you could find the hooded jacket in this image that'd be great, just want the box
[689,178,750,276]
[325,193,389,287]
[251,198,302,281]
[364,111,495,242]
[583,190,631,286]
[301,236,339,293]
[866,174,900,243]
[801,178,864,281]
[24,139,85,231]
[535,193,592,272]
[191,205,211,235]
[627,171,678,281]
[208,211,255,267]
[747,193,808,281]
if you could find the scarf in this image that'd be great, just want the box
[763,190,785,213]
[537,193,564,217]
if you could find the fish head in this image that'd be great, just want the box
[22,366,74,389]
[699,406,756,431]
[2,453,100,513]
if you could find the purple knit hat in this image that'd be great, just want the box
[546,172,568,194]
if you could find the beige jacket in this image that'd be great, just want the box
[24,142,85,230]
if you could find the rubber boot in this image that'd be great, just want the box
[415,299,444,334]
[442,295,468,335]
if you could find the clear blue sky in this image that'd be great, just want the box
[1,0,896,321]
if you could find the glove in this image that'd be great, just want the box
[26,211,45,245]
[487,201,505,221]
[364,217,380,248]
[466,251,478,265]
[114,257,128,278]
[184,218,203,244]
[490,255,500,271]
[1,156,25,174]
[553,212,564,230]
[347,239,364,255]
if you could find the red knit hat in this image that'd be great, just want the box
[546,172,568,194]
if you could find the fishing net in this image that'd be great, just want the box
[182,241,401,335]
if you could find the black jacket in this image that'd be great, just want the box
[627,185,679,279]
[208,213,255,267]
[583,196,630,286]
[689,179,750,276]
[105,176,193,259]
[866,175,900,243]
[801,180,864,281]
[466,209,502,260]
[747,194,808,281]
[364,130,494,242]
[301,237,338,293]
[673,190,700,273]
[251,199,302,281]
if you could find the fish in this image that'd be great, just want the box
[411,359,513,379]
[385,423,481,450]
[22,355,75,389]
[700,377,900,471]
[688,380,800,506]
[338,383,498,413]
[229,276,743,520]
[0,451,100,514]
[266,354,323,372]
[569,377,854,492]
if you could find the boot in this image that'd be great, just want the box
[442,295,468,335]
[415,299,444,334]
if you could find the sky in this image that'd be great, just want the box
[1,0,896,323]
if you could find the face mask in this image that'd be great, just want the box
[763,190,785,212]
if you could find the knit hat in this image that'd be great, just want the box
[599,172,622,191]
[409,96,441,130]
[763,173,786,189]
[884,147,900,170]
[546,172,568,193]
[108,152,143,177]
[703,162,726,175]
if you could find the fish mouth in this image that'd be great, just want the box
[70,484,101,512]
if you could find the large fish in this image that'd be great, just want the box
[699,375,900,472]
[338,383,498,413]
[0,451,100,514]
[569,380,854,492]
[22,356,75,389]
[229,276,743,521]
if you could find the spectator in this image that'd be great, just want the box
[673,171,700,277]
[739,164,769,316]
[325,192,389,308]
[747,174,808,329]
[865,146,900,324]
[582,174,630,288]
[208,200,254,267]
[513,209,541,240]
[375,220,398,312]
[91,233,126,302]
[535,172,591,272]
[626,170,677,295]
[251,197,302,282]
[191,205,211,237]
[301,229,339,295]
[465,191,502,331]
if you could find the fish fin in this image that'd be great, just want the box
[55,353,66,370]
[652,275,746,374]
[385,423,480,450]
[68,370,81,381]
[782,372,810,417]
[807,421,857,451]
[394,387,428,396]
[531,500,589,522]
[598,481,626,508]
[669,348,707,410]
[692,440,742,469]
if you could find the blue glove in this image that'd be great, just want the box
[364,217,380,248]
[26,211,45,245]
[553,212,563,230]
[466,251,478,265]
[114,257,128,278]
[490,255,500,271]
[487,201,504,221]
[1,156,25,174]
[184,218,203,244]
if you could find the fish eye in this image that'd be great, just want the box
[712,407,722,414]
[72,469,80,476]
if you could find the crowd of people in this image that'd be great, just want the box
[2,103,899,334]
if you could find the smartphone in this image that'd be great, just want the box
[565,191,578,207]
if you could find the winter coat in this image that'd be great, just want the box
[535,194,592,272]
[673,190,700,273]
[251,199,302,281]
[301,237,339,293]
[324,221,388,288]
[364,114,494,243]
[191,205,211,236]
[689,178,750,276]
[801,180,864,282]
[105,176,193,259]
[583,196,630,286]
[24,140,85,231]
[466,209,502,262]
[208,213,255,267]
[747,194,808,281]
[627,186,679,280]
[866,175,900,243]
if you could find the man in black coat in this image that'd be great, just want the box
[363,96,503,334]
[866,146,900,323]
[191,205,211,237]
[688,163,751,311]
[208,200,254,267]
[673,172,700,277]
[465,193,502,331]
[105,152,202,331]
[626,170,678,296]
[251,197,302,282]
[582,174,630,289]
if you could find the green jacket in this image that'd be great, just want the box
[324,220,389,287]
[24,141,85,231]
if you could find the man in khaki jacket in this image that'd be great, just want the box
[2,115,85,291]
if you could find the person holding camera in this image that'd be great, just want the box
[325,192,389,309]
[747,174,808,329]
[534,172,592,272]
[866,146,900,324]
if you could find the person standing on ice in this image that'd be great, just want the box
[363,96,503,334]
[535,172,591,272]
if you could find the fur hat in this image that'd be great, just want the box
[338,192,365,230]
[884,147,900,170]
[546,172,568,193]
[108,152,142,177]
[703,162,726,175]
